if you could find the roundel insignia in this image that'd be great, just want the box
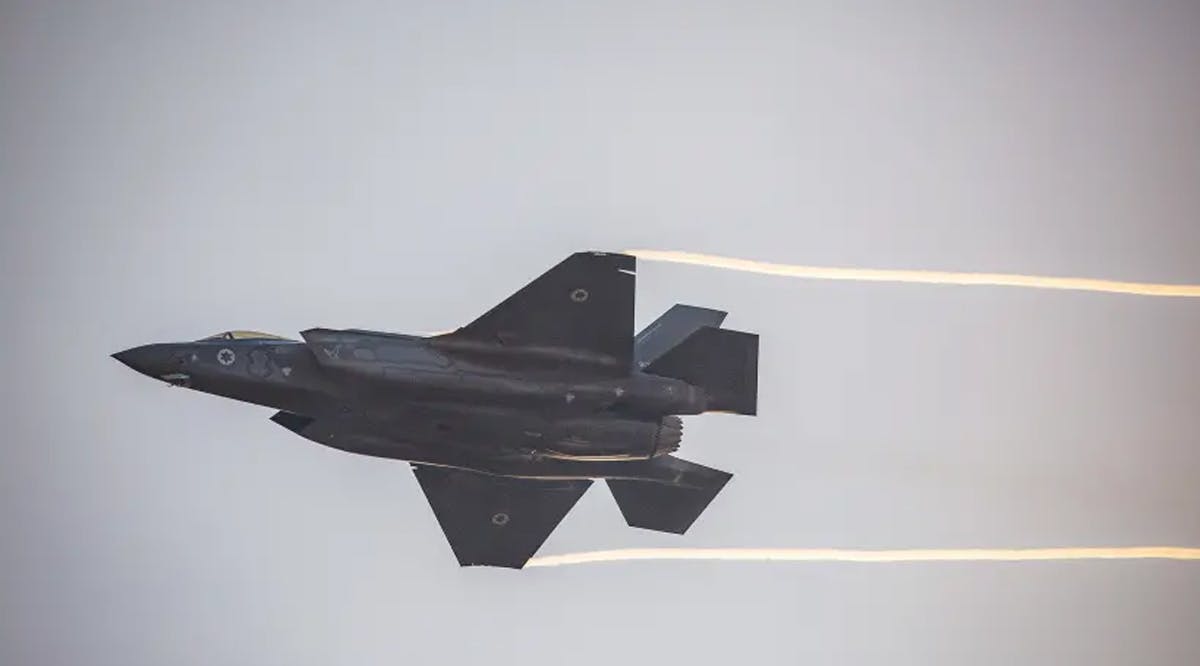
[491,512,510,526]
[217,348,236,366]
[569,288,589,303]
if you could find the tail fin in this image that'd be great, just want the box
[643,326,759,415]
[634,304,727,369]
[607,456,731,534]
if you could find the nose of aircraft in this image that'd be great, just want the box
[111,344,178,379]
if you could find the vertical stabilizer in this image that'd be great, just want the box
[643,326,759,415]
[634,304,727,368]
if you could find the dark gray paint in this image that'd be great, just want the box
[5,2,1199,664]
[112,252,759,568]
[634,304,728,368]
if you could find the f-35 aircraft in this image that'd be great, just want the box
[113,252,758,568]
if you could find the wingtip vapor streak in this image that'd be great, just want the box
[113,252,759,568]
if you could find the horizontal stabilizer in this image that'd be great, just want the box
[634,304,727,368]
[644,326,759,415]
[607,456,732,534]
[413,465,591,568]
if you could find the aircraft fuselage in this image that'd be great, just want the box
[113,332,702,469]
[113,252,759,568]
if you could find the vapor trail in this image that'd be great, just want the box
[527,546,1200,568]
[626,250,1200,298]
[557,255,1200,569]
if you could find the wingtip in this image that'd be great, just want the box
[582,250,636,270]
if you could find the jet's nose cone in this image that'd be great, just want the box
[112,344,176,378]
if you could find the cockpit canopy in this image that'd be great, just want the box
[199,330,293,341]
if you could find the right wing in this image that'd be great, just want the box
[412,465,592,568]
[634,304,727,368]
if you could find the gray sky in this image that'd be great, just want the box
[3,2,1199,664]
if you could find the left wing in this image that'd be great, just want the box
[442,251,635,369]
[412,465,592,568]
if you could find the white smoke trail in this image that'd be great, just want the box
[543,254,1199,569]
[626,250,1200,298]
[527,546,1200,568]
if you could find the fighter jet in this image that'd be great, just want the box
[113,251,758,568]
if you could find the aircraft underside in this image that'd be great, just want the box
[114,251,758,568]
